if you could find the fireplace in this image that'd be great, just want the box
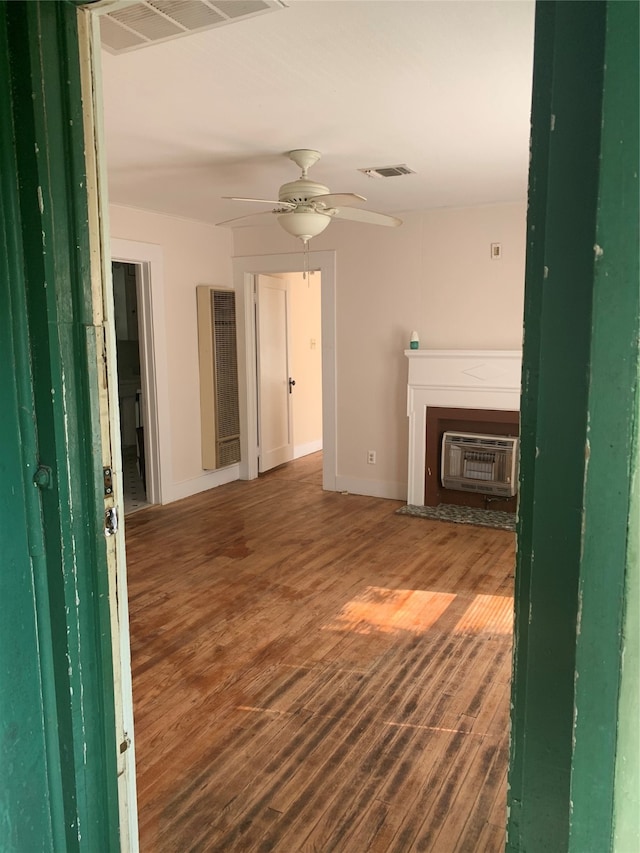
[405,350,522,507]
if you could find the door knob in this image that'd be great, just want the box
[289,377,296,394]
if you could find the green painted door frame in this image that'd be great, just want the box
[1,1,638,851]
[508,2,639,851]
[0,1,120,850]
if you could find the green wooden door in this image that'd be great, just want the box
[0,65,57,844]
[508,2,639,851]
[0,2,120,849]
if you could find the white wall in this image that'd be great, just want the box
[109,201,525,502]
[109,204,236,501]
[233,203,526,499]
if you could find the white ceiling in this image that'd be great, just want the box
[100,0,535,228]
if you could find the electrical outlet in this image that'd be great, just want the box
[367,450,376,464]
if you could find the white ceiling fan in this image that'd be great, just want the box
[216,149,402,245]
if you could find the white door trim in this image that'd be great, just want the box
[78,10,140,850]
[110,239,172,505]
[234,251,337,492]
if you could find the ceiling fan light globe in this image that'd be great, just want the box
[277,211,331,242]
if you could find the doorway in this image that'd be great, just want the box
[111,238,171,507]
[3,6,632,853]
[235,250,337,492]
[256,271,323,474]
[112,261,148,513]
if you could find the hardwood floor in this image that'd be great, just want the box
[125,453,515,852]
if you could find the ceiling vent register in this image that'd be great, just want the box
[359,165,416,179]
[98,0,287,54]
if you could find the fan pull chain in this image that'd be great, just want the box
[303,238,309,280]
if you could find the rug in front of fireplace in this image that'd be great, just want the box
[396,503,516,532]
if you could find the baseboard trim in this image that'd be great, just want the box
[162,464,240,504]
[160,466,404,504]
[293,440,323,459]
[334,476,406,501]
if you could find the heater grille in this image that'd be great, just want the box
[212,290,240,465]
[441,432,519,497]
[197,286,240,469]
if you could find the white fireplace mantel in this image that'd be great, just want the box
[405,349,522,506]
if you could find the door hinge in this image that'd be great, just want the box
[103,466,113,496]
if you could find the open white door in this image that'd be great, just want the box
[257,274,295,472]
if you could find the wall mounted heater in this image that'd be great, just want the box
[441,432,519,497]
[197,286,241,469]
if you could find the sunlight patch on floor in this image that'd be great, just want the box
[322,587,455,636]
[453,593,513,635]
[323,586,513,636]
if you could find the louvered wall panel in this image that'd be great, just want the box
[212,290,240,466]
[197,286,240,470]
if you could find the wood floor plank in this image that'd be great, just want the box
[347,635,506,851]
[125,452,515,852]
[256,636,466,852]
[211,639,429,850]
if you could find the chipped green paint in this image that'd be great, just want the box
[570,2,639,850]
[0,1,119,850]
[508,2,639,851]
[0,12,59,848]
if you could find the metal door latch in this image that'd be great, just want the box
[104,507,118,537]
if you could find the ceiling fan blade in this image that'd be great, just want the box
[309,192,366,208]
[332,207,402,227]
[222,196,296,208]
[216,211,276,228]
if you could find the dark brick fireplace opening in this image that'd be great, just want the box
[425,406,519,511]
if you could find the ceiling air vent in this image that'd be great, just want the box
[359,165,417,179]
[98,0,287,54]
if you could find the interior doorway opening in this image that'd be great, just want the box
[234,250,337,493]
[256,271,323,475]
[112,261,149,513]
[111,239,170,508]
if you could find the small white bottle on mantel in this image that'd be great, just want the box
[410,330,420,350]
